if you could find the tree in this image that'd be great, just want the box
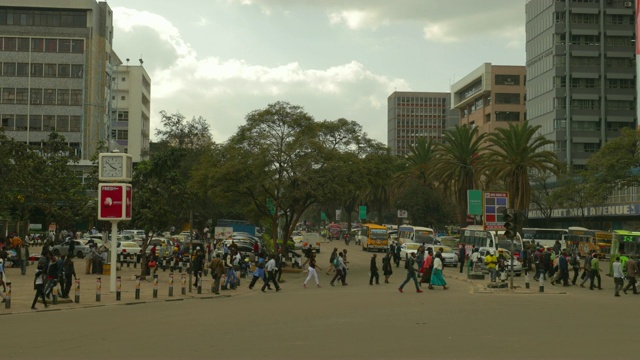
[433,125,489,227]
[485,122,560,213]
[586,127,640,194]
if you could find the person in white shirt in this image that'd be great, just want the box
[261,254,281,292]
[613,256,625,297]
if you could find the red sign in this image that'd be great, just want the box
[98,184,132,220]
[125,185,132,219]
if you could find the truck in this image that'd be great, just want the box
[216,219,259,237]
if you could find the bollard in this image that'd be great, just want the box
[539,273,544,293]
[4,282,11,309]
[197,271,202,294]
[525,271,530,289]
[52,286,58,305]
[127,254,131,268]
[169,273,174,297]
[181,273,186,295]
[116,276,122,301]
[135,276,141,300]
[74,279,80,303]
[96,277,101,302]
[211,277,215,294]
[153,274,158,298]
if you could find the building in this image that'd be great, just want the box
[0,0,116,160]
[110,57,151,162]
[450,63,527,136]
[525,0,636,171]
[387,91,459,156]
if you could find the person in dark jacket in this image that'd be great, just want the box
[369,254,379,285]
[458,244,466,273]
[61,255,77,298]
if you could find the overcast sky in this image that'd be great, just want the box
[106,0,526,144]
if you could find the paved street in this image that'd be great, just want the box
[1,241,637,359]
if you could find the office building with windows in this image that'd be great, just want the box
[0,0,115,160]
[110,58,151,162]
[526,0,636,171]
[450,63,527,136]
[387,91,459,156]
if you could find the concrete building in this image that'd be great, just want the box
[110,58,151,162]
[525,0,636,171]
[0,0,116,160]
[387,91,459,156]
[450,63,527,136]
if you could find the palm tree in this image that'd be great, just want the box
[433,125,489,227]
[485,122,560,213]
[394,137,437,188]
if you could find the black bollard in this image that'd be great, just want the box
[96,277,101,302]
[116,276,122,301]
[169,273,174,297]
[74,279,80,303]
[197,271,202,294]
[181,273,186,295]
[52,286,58,305]
[4,282,11,309]
[135,275,141,300]
[153,274,158,298]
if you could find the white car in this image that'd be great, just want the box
[478,247,522,276]
[52,239,90,258]
[117,241,142,260]
[425,245,459,267]
[399,242,422,260]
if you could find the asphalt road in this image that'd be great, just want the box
[2,241,637,359]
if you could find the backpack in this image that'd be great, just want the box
[570,255,578,267]
[404,257,412,270]
[333,257,340,268]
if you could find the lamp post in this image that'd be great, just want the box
[188,210,193,293]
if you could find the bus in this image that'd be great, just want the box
[611,230,640,259]
[358,223,389,252]
[566,227,612,258]
[522,228,568,250]
[397,225,436,245]
[460,225,524,259]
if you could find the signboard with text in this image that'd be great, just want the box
[98,183,132,221]
[484,192,509,230]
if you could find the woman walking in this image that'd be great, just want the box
[430,252,448,290]
[303,252,321,288]
[382,252,393,283]
[420,249,433,288]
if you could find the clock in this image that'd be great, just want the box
[99,153,133,181]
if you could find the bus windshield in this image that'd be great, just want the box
[370,229,387,240]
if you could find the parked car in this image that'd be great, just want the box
[477,247,522,276]
[122,229,147,239]
[81,238,104,249]
[51,239,90,258]
[145,238,175,256]
[117,241,142,260]
[425,245,459,267]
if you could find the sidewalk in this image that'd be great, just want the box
[0,257,256,315]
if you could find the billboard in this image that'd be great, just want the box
[484,192,509,230]
[98,183,132,221]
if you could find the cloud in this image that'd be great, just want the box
[328,10,386,30]
[111,7,408,142]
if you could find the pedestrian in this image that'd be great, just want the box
[193,247,205,287]
[430,252,448,290]
[31,268,48,310]
[275,248,285,283]
[261,254,281,292]
[303,252,321,288]
[369,254,379,285]
[570,252,581,285]
[248,254,272,290]
[398,252,423,293]
[613,256,624,297]
[420,249,433,288]
[623,255,638,294]
[589,253,602,290]
[208,253,225,295]
[382,252,393,283]
[580,251,593,288]
[458,243,466,273]
[0,258,6,303]
[342,249,349,284]
[18,242,29,275]
[44,255,60,298]
[85,244,94,274]
[484,249,498,282]
[330,252,347,286]
[61,255,76,298]
[497,249,507,281]
[326,248,338,275]
[470,247,480,272]
[555,250,570,286]
[394,242,401,268]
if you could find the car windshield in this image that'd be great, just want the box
[415,234,436,244]
[497,240,522,252]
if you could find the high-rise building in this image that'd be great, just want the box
[110,58,151,162]
[387,91,458,156]
[526,0,636,171]
[450,63,527,136]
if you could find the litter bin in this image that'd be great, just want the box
[103,263,111,275]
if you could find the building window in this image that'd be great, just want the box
[15,88,28,104]
[56,115,69,131]
[31,38,45,52]
[58,39,71,52]
[1,114,15,129]
[45,38,57,52]
[570,100,600,110]
[495,111,520,122]
[71,64,83,78]
[121,77,126,82]
[2,62,16,76]
[121,96,126,101]
[555,141,566,152]
[15,114,27,130]
[71,39,84,53]
[607,79,634,89]
[16,63,28,76]
[43,115,55,131]
[116,129,128,140]
[494,93,521,104]
[70,89,82,105]
[70,116,81,131]
[44,63,56,77]
[29,115,42,131]
[495,75,520,86]
[2,88,15,104]
[43,89,56,105]
[607,100,634,111]
[57,89,69,105]
[17,38,29,51]
[58,64,70,77]
[118,111,129,122]
[30,88,42,104]
[31,63,43,77]
[1,37,16,51]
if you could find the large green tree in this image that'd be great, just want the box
[586,127,640,194]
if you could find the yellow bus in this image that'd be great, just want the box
[566,227,612,258]
[358,223,389,252]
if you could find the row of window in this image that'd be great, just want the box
[1,114,81,132]
[395,119,447,127]
[394,108,447,116]
[1,62,83,78]
[1,88,83,106]
[395,96,448,105]
[555,34,635,47]
[111,129,129,140]
[0,37,84,53]
[554,99,635,110]
[556,56,636,68]
[0,9,87,28]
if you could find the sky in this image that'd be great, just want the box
[106,0,527,145]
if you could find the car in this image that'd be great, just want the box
[145,238,175,256]
[51,239,90,258]
[122,229,147,239]
[117,241,142,260]
[425,245,459,267]
[399,242,422,260]
[477,247,522,276]
[81,238,104,248]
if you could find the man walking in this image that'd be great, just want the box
[61,255,76,298]
[580,251,593,288]
[398,252,423,293]
[589,253,602,290]
[330,252,347,286]
[458,243,466,273]
[208,253,225,295]
[369,254,379,285]
[261,254,281,292]
[623,255,638,294]
[613,256,624,297]
[570,252,580,285]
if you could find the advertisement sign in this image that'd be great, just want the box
[98,183,132,221]
[467,190,483,215]
[397,210,408,218]
[484,192,509,230]
[359,206,367,220]
[214,227,233,240]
